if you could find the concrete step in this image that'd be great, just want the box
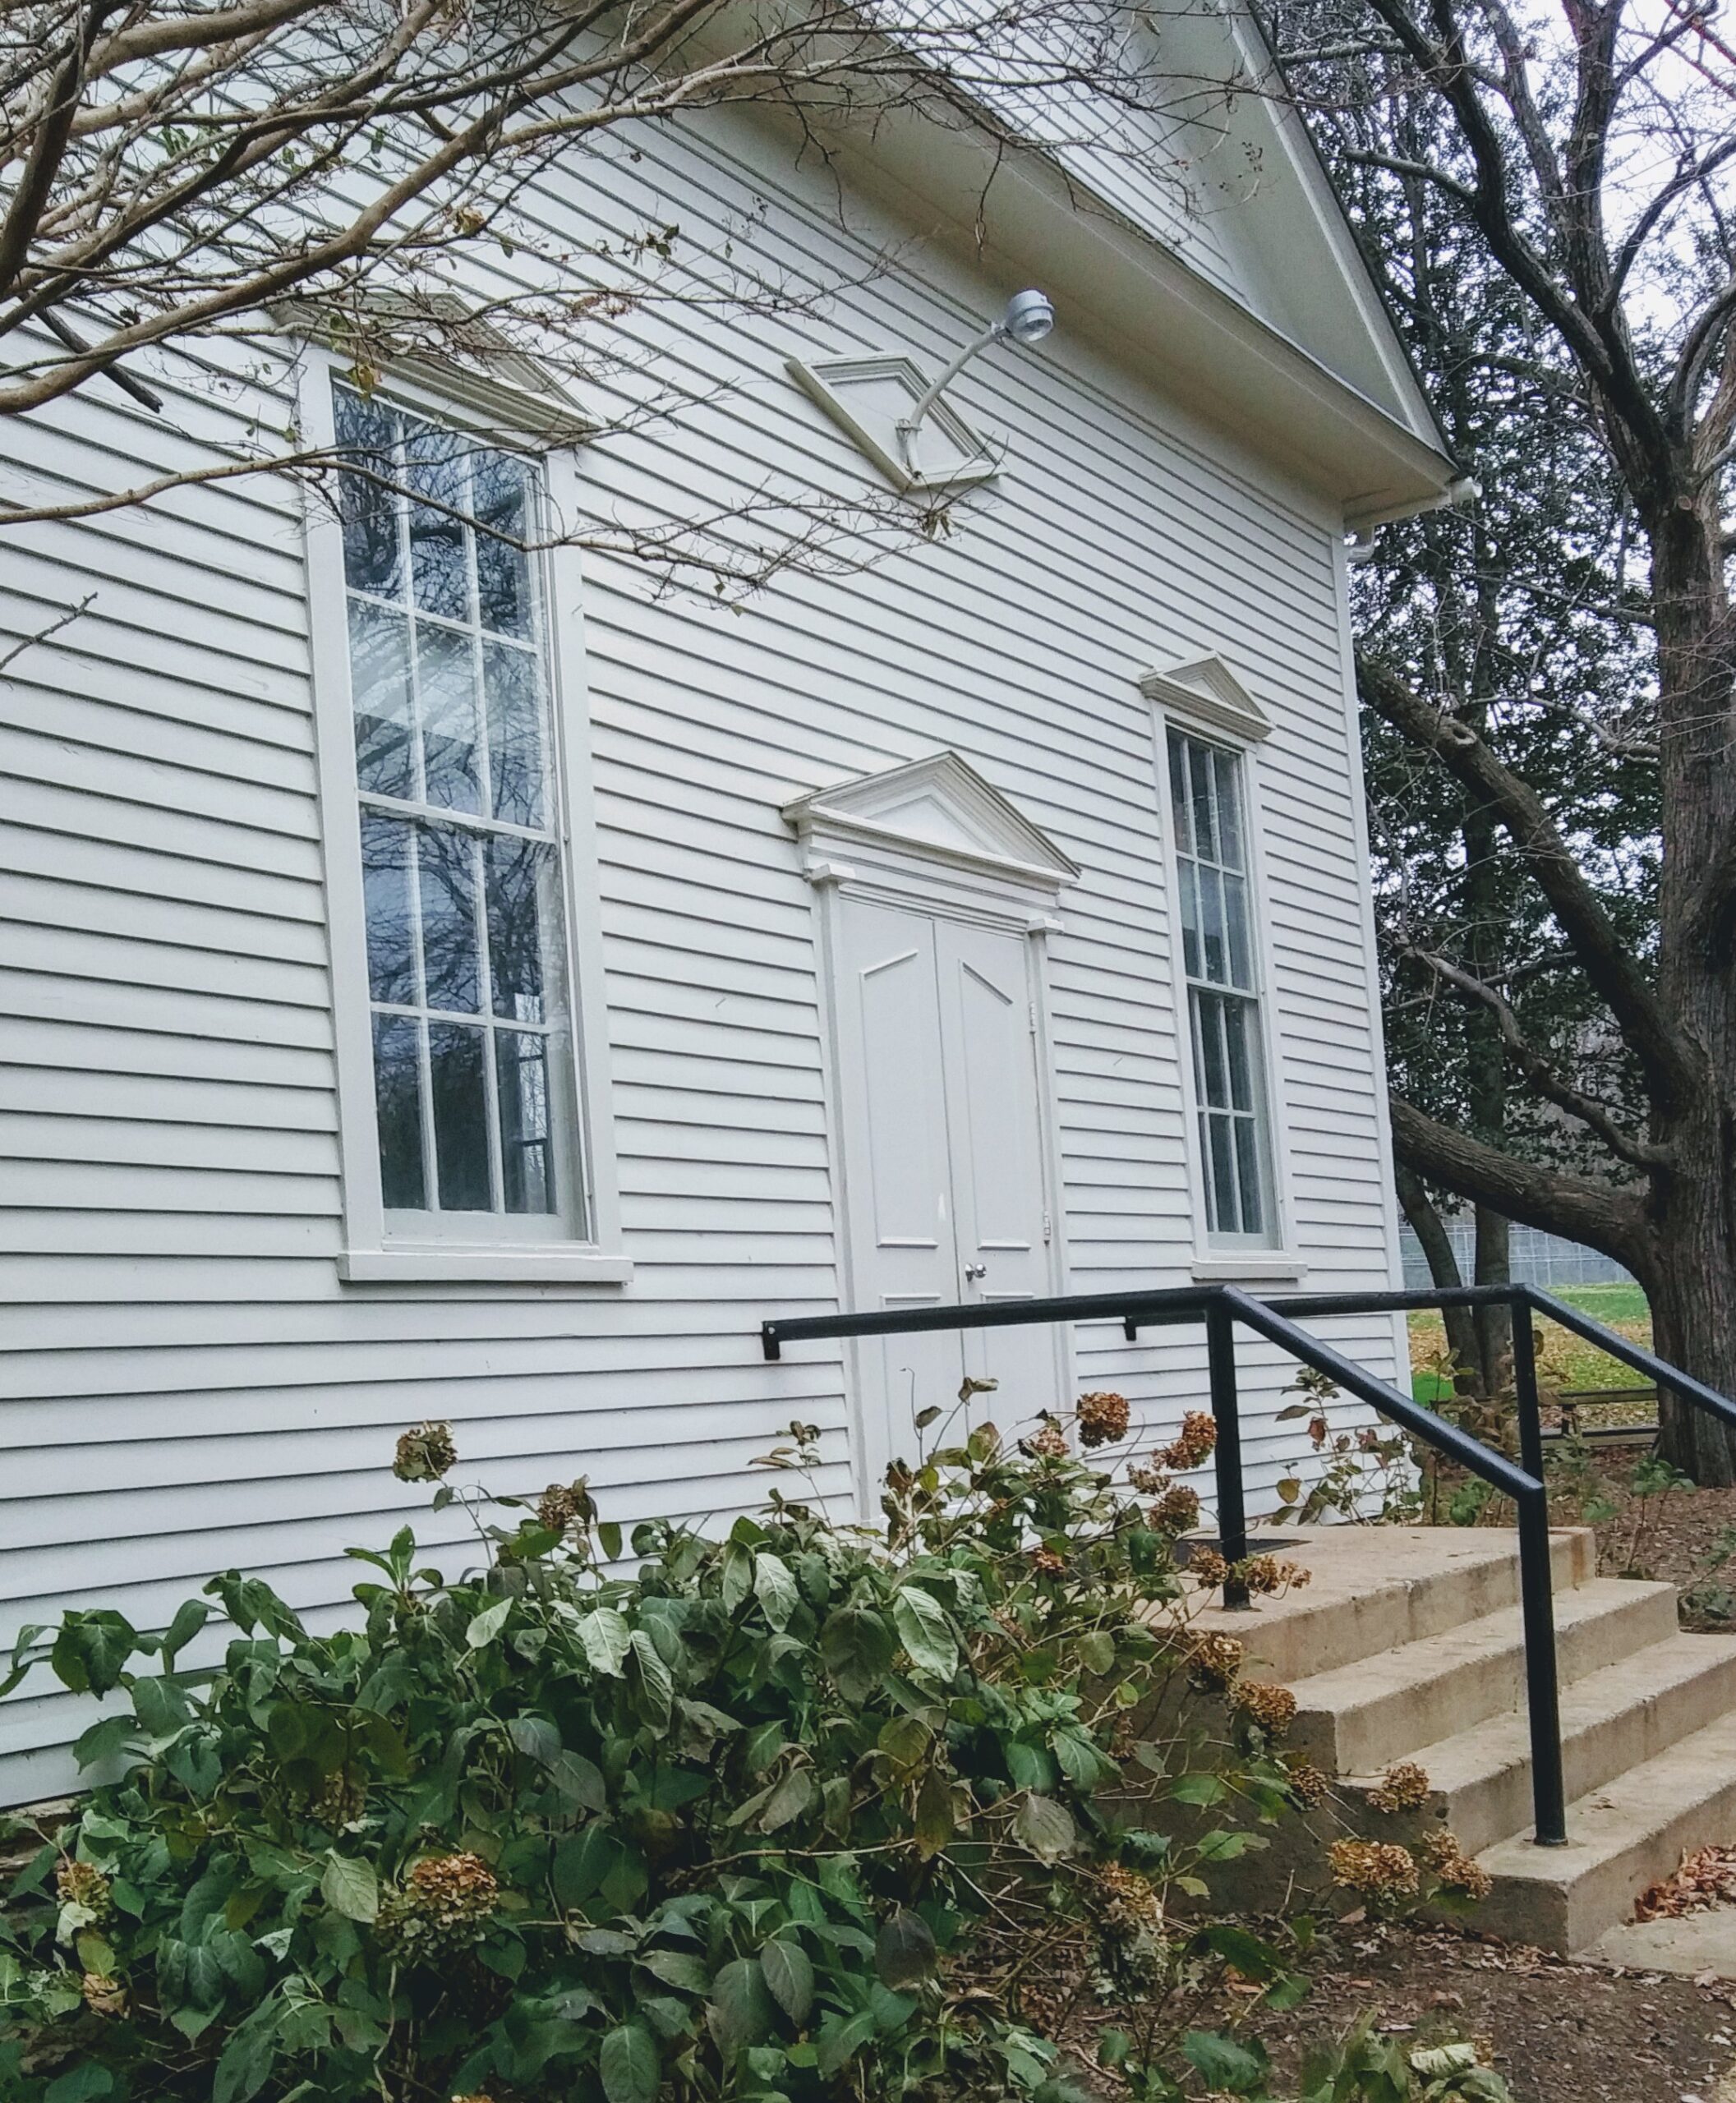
[1287,1579,1679,1774]
[1343,1631,1736,1857]
[1190,1525,1597,1684]
[1476,1704,1736,1952]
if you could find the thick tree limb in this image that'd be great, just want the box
[1358,650,1698,1104]
[1388,1093,1648,1266]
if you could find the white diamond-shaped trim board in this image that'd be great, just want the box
[1138,653,1273,743]
[786,354,1003,492]
[782,752,1080,888]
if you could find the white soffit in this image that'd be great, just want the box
[782,750,1080,886]
[1139,653,1273,743]
[786,353,1002,493]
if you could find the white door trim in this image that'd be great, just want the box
[790,756,1075,1513]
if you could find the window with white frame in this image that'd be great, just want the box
[1166,726,1276,1245]
[332,382,583,1235]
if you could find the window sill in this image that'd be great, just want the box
[340,1248,634,1285]
[1190,1254,1308,1284]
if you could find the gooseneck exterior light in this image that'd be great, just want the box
[896,288,1056,476]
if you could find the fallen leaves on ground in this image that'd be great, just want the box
[1636,1847,1736,1921]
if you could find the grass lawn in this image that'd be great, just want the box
[1407,1279,1653,1398]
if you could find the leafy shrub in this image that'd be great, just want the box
[0,1404,1321,2101]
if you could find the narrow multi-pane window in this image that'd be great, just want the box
[334,384,575,1228]
[1167,728,1274,1244]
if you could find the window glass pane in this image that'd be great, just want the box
[1167,734,1192,860]
[406,423,471,622]
[1234,1119,1264,1237]
[372,1014,426,1208]
[484,641,546,828]
[1223,996,1256,1113]
[498,1029,555,1214]
[417,624,482,815]
[418,824,481,1014]
[1198,864,1227,985]
[349,599,416,800]
[360,812,417,1004]
[473,453,532,640]
[1213,748,1244,871]
[1186,739,1218,864]
[335,390,402,599]
[1177,859,1201,980]
[428,1021,493,1210]
[1224,871,1253,991]
[485,835,554,1022]
[1205,1111,1238,1234]
[1195,987,1230,1108]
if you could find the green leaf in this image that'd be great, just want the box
[1077,1629,1116,1674]
[758,1765,815,1833]
[640,1948,711,1995]
[320,1853,379,1923]
[1168,1772,1227,1806]
[465,1597,513,1649]
[507,1714,562,1766]
[627,1629,675,1732]
[874,1907,937,1989]
[46,2070,113,2103]
[213,2018,277,2103]
[891,1585,958,1680]
[160,1599,210,1667]
[708,1954,775,2052]
[549,1748,608,1811]
[1183,2030,1269,2094]
[1200,1922,1283,1982]
[720,1539,753,1614]
[753,1553,799,1631]
[761,1937,815,2023]
[577,1606,632,1676]
[913,1765,955,1857]
[1014,1792,1076,1864]
[600,2022,660,2103]
[51,1611,137,1696]
[820,1604,896,1704]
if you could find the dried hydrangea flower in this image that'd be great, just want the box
[1328,1838,1420,1898]
[1025,1418,1069,1460]
[81,1972,126,2017]
[1370,1760,1432,1814]
[1127,1457,1169,1494]
[1029,1544,1067,1576]
[1076,1390,1131,1449]
[1183,1631,1245,1691]
[378,1852,500,1958]
[56,1860,112,1923]
[1148,1484,1202,1534]
[1231,1680,1298,1735]
[1093,1859,1164,1931]
[1421,1827,1493,1900]
[1188,1544,1231,1590]
[536,1478,596,1535]
[393,1420,457,1483]
[1158,1410,1218,1472]
[1287,1760,1330,1809]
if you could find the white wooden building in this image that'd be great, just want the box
[0,15,1459,1800]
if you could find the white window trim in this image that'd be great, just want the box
[298,348,629,1286]
[1147,680,1305,1284]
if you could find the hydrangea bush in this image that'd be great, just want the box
[0,1394,1491,2102]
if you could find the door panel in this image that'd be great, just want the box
[935,920,1063,1415]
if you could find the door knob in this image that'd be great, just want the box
[964,1263,988,1281]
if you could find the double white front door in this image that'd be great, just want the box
[830,893,1065,1492]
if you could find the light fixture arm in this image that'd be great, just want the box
[896,320,1004,472]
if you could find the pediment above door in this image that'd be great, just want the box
[781,752,1080,893]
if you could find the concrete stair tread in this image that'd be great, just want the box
[1346,1632,1736,1799]
[1474,1705,1736,1951]
[1289,1579,1675,1714]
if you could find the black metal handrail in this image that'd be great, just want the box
[759,1279,1736,1849]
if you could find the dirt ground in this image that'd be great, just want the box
[1075,1917,1736,2102]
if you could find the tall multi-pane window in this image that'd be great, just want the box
[334,384,576,1228]
[1167,727,1274,1243]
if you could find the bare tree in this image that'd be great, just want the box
[0,0,1227,585]
[1275,0,1736,1475]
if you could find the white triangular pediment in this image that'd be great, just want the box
[1137,654,1273,744]
[782,752,1079,887]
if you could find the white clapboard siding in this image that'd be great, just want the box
[0,92,1412,1801]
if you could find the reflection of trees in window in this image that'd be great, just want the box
[337,384,567,1222]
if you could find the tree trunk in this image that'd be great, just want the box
[1471,1204,1512,1398]
[1393,1163,1481,1383]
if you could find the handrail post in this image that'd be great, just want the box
[1516,1484,1568,1845]
[1205,1302,1250,1610]
[1509,1291,1546,1489]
